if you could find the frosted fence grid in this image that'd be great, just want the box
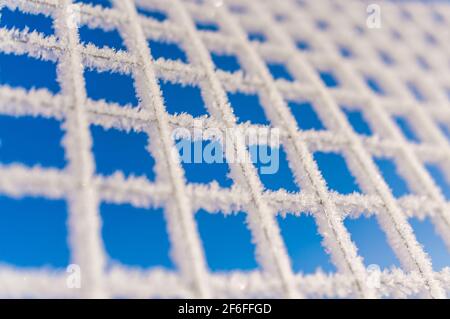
[0,0,449,298]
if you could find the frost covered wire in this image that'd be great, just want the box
[113,0,211,298]
[257,0,446,298]
[0,0,449,298]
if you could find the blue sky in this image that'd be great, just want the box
[0,2,449,279]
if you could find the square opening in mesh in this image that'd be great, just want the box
[0,196,69,268]
[378,50,395,65]
[432,11,445,23]
[91,125,156,181]
[344,215,400,268]
[250,145,300,192]
[342,107,373,136]
[425,163,450,200]
[278,213,335,274]
[75,0,111,8]
[248,31,267,42]
[148,40,188,63]
[416,55,430,71]
[391,29,402,41]
[274,13,287,22]
[229,4,247,14]
[137,6,168,22]
[267,62,294,81]
[374,157,411,198]
[160,81,208,117]
[365,76,386,95]
[196,210,258,271]
[339,45,353,58]
[0,52,60,94]
[228,91,270,125]
[438,122,450,141]
[296,39,311,51]
[318,70,340,88]
[211,53,241,73]
[195,20,220,32]
[79,25,126,51]
[424,32,438,46]
[288,101,325,131]
[315,19,329,31]
[177,139,233,188]
[100,203,173,268]
[393,115,421,143]
[0,7,54,36]
[409,217,450,271]
[314,151,361,194]
[84,69,139,107]
[406,81,426,102]
[353,23,366,34]
[0,115,66,169]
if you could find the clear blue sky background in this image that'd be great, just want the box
[0,1,449,278]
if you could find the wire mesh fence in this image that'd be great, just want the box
[0,0,449,298]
